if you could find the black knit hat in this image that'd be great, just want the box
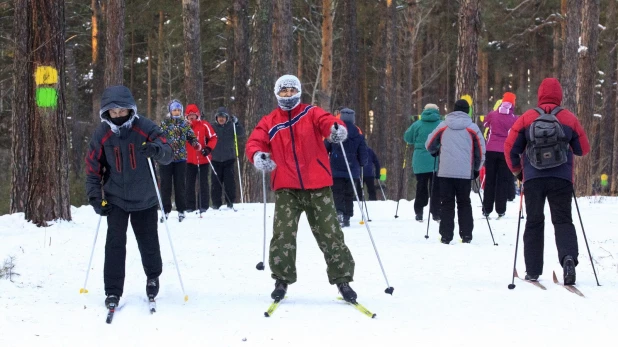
[454,99,470,114]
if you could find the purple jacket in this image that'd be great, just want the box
[483,104,517,153]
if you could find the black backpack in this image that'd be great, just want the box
[526,106,569,170]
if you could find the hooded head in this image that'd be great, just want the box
[214,106,230,125]
[453,99,470,114]
[339,108,356,124]
[99,85,139,134]
[274,75,302,111]
[168,99,183,119]
[537,78,563,106]
[420,103,440,122]
[185,104,201,121]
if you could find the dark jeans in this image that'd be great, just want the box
[186,163,210,211]
[523,178,579,276]
[159,161,187,213]
[414,172,441,219]
[332,177,360,218]
[482,151,511,214]
[104,205,162,297]
[363,176,378,201]
[211,159,236,207]
[439,177,473,242]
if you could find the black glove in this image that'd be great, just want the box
[231,115,238,124]
[89,197,112,216]
[139,142,159,158]
[430,151,439,158]
[473,170,479,179]
[201,146,212,156]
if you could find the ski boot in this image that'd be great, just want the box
[343,215,350,227]
[226,203,234,209]
[461,236,472,244]
[160,213,169,223]
[337,282,357,303]
[525,273,539,281]
[415,214,423,222]
[178,212,185,222]
[105,294,120,309]
[563,255,576,285]
[146,277,159,299]
[271,280,288,301]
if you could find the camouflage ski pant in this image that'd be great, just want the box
[269,187,355,285]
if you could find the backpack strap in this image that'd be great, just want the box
[533,107,545,115]
[550,106,563,115]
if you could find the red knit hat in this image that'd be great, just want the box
[502,92,516,106]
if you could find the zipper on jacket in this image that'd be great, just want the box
[114,147,122,172]
[128,143,137,170]
[288,110,305,190]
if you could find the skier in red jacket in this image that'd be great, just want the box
[245,75,358,303]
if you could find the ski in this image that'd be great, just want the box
[264,297,285,317]
[105,306,116,324]
[337,297,376,318]
[552,271,584,297]
[514,269,546,290]
[149,298,156,314]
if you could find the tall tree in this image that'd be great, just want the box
[91,0,104,122]
[12,0,71,226]
[182,0,205,112]
[318,0,334,111]
[104,0,125,87]
[340,0,360,112]
[272,0,294,76]
[455,0,480,103]
[574,0,599,195]
[156,10,165,121]
[560,0,581,112]
[244,0,274,202]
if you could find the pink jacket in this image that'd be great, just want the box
[483,103,517,153]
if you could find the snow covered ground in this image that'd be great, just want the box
[1,194,617,346]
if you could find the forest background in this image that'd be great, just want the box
[0,0,613,226]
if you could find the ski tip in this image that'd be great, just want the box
[79,288,88,294]
[184,295,189,302]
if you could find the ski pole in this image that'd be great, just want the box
[508,187,525,290]
[206,157,238,212]
[80,213,103,294]
[335,123,394,295]
[424,157,438,240]
[394,145,409,218]
[572,190,601,286]
[147,157,188,302]
[474,180,498,246]
[197,131,203,218]
[256,166,267,271]
[377,179,387,200]
[233,121,245,203]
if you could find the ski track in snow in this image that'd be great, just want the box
[1,196,617,346]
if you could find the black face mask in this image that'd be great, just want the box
[110,115,130,126]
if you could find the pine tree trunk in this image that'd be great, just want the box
[402,1,416,119]
[601,0,616,193]
[455,0,480,99]
[340,0,360,111]
[156,11,165,121]
[12,0,71,226]
[385,0,399,198]
[318,0,334,111]
[147,43,152,118]
[233,0,250,200]
[91,0,104,122]
[575,0,599,196]
[560,0,581,112]
[104,0,124,87]
[225,10,235,109]
[182,0,205,112]
[272,0,294,76]
[244,0,274,202]
[479,50,488,114]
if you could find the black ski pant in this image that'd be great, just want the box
[439,177,473,242]
[210,159,236,207]
[363,176,377,201]
[508,174,516,201]
[159,161,187,213]
[332,177,360,218]
[104,205,162,297]
[482,151,511,215]
[523,178,579,276]
[414,172,441,219]
[186,163,210,211]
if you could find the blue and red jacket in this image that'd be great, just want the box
[504,78,590,183]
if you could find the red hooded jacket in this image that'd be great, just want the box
[245,103,345,191]
[504,78,590,183]
[185,104,218,165]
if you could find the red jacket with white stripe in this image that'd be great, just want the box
[245,103,344,191]
[186,120,218,165]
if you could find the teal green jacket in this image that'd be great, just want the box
[403,108,441,174]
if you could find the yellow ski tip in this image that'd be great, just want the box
[184,295,189,302]
[79,288,88,294]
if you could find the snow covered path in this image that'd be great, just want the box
[1,195,617,346]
